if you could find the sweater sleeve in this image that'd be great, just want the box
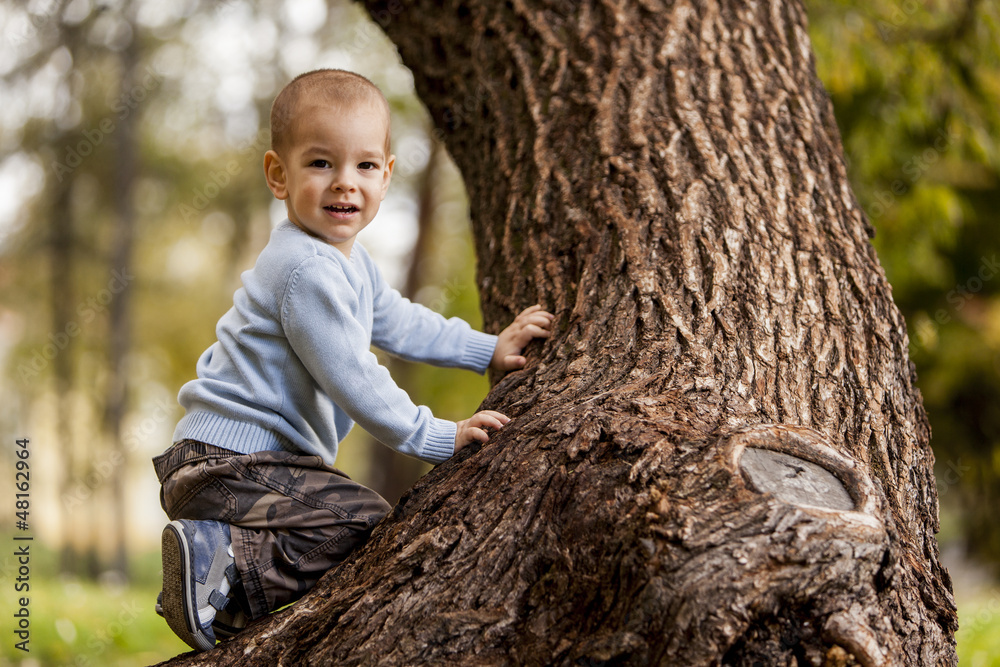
[281,257,456,464]
[368,260,497,374]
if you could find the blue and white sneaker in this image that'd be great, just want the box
[155,589,248,640]
[160,520,242,651]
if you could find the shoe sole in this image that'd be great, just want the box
[161,522,215,652]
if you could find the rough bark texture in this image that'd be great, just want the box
[160,0,957,664]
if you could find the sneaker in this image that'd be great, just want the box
[155,587,248,640]
[160,520,243,651]
[211,590,249,640]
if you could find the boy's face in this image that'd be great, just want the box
[264,101,394,257]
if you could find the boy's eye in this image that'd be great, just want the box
[358,161,378,170]
[309,159,330,168]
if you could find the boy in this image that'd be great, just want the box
[154,69,553,652]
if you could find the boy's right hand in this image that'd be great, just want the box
[455,410,510,452]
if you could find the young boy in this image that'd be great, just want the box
[154,69,554,651]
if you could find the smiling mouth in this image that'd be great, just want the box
[325,203,359,214]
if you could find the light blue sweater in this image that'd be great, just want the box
[172,220,498,465]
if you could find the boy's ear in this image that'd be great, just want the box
[380,154,395,200]
[264,150,289,200]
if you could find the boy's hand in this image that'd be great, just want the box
[455,411,510,452]
[491,305,555,372]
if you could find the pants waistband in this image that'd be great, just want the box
[152,439,239,482]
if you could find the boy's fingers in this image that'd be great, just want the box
[474,411,508,426]
[470,413,508,440]
[510,326,549,348]
[526,313,554,329]
[467,427,489,444]
[516,305,555,323]
[526,324,551,337]
[479,419,503,432]
[502,355,527,370]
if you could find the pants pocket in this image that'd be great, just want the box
[161,459,239,522]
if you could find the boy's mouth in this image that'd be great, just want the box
[324,203,359,215]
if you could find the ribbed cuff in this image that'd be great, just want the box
[173,411,290,455]
[462,331,498,374]
[420,419,457,465]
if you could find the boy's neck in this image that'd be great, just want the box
[287,217,355,258]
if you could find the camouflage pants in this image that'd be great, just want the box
[153,439,392,620]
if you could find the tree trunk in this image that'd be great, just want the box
[46,20,92,578]
[159,0,957,664]
[103,25,139,578]
[50,143,78,576]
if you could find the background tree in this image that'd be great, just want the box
[157,0,959,664]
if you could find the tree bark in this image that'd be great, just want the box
[159,0,957,664]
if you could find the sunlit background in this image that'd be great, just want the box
[0,0,998,664]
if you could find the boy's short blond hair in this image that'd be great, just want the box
[270,69,391,156]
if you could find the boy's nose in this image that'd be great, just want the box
[331,169,357,192]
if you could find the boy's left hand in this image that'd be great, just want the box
[491,304,555,372]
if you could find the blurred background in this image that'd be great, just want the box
[0,0,996,664]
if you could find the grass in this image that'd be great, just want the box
[0,542,189,667]
[0,538,998,665]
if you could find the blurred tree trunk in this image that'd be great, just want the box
[102,21,139,578]
[366,139,443,505]
[42,19,96,578]
[50,143,79,575]
[160,0,958,664]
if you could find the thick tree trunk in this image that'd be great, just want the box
[160,0,957,664]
